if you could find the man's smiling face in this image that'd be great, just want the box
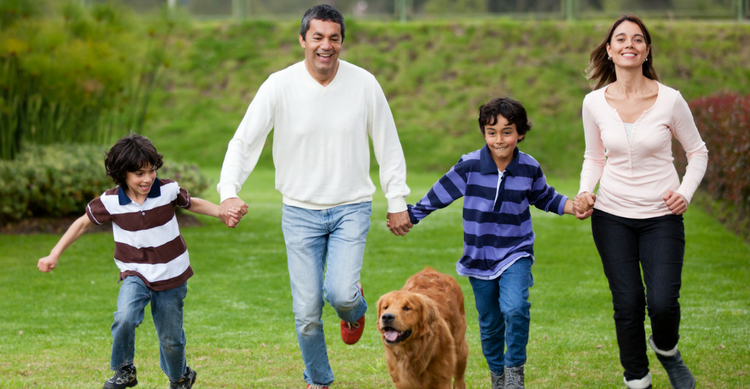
[299,19,342,84]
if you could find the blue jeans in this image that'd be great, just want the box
[281,202,371,386]
[110,276,188,382]
[591,209,685,381]
[469,257,533,375]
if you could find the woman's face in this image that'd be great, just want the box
[606,21,650,70]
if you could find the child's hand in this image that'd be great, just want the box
[38,255,59,272]
[225,207,242,228]
[219,198,247,228]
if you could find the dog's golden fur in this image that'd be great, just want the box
[376,267,468,389]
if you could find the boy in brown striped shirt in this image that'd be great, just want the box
[37,134,243,389]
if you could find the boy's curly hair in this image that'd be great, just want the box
[478,97,532,142]
[104,133,163,187]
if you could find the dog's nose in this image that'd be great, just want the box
[381,313,395,323]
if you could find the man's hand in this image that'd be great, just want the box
[220,197,248,228]
[663,190,688,215]
[387,210,413,236]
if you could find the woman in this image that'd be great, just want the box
[574,15,708,389]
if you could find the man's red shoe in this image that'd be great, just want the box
[340,282,365,345]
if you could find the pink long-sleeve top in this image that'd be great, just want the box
[578,82,709,219]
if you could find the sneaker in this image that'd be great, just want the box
[649,336,695,389]
[340,282,365,345]
[103,364,137,389]
[306,385,329,389]
[491,370,505,389]
[169,366,197,389]
[504,365,524,389]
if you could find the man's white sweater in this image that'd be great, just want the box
[218,60,410,213]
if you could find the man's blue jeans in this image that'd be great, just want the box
[110,276,188,382]
[282,202,371,386]
[469,257,533,375]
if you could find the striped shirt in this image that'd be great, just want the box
[86,178,193,291]
[408,146,568,280]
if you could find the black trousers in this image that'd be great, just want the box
[591,209,685,381]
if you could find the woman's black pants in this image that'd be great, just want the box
[591,209,685,381]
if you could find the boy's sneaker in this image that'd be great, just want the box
[306,385,329,389]
[340,282,365,345]
[504,365,525,389]
[169,366,197,389]
[103,364,137,389]
[491,370,505,389]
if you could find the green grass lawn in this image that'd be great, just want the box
[1,170,748,388]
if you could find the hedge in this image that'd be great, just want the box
[0,144,209,223]
[680,94,750,241]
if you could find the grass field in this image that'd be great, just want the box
[1,169,748,388]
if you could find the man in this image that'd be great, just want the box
[216,4,412,389]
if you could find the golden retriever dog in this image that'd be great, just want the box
[376,267,468,389]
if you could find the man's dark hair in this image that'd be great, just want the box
[300,4,345,42]
[104,133,163,187]
[478,97,532,142]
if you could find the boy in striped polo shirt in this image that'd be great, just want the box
[405,98,576,389]
[37,134,242,389]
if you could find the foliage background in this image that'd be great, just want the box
[122,0,748,20]
[0,0,179,160]
[674,94,750,242]
[147,18,750,178]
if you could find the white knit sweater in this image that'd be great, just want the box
[218,60,410,213]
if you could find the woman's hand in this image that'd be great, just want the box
[663,190,688,215]
[574,192,597,220]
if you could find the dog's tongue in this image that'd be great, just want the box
[385,330,400,342]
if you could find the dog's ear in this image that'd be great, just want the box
[376,294,388,325]
[418,295,440,337]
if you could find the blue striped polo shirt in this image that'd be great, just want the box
[408,145,568,280]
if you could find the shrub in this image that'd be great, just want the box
[0,1,179,160]
[679,94,750,241]
[0,144,210,223]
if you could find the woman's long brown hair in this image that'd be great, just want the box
[585,14,660,90]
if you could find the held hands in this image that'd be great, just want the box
[219,198,249,228]
[387,210,413,236]
[573,192,597,220]
[663,190,688,215]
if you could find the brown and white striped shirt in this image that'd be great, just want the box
[86,178,193,291]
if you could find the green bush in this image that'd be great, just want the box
[679,94,750,242]
[0,0,183,160]
[0,144,210,222]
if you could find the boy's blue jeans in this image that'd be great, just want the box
[281,202,371,387]
[110,276,188,382]
[469,257,533,375]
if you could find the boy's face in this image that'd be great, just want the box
[484,114,523,170]
[124,163,157,199]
